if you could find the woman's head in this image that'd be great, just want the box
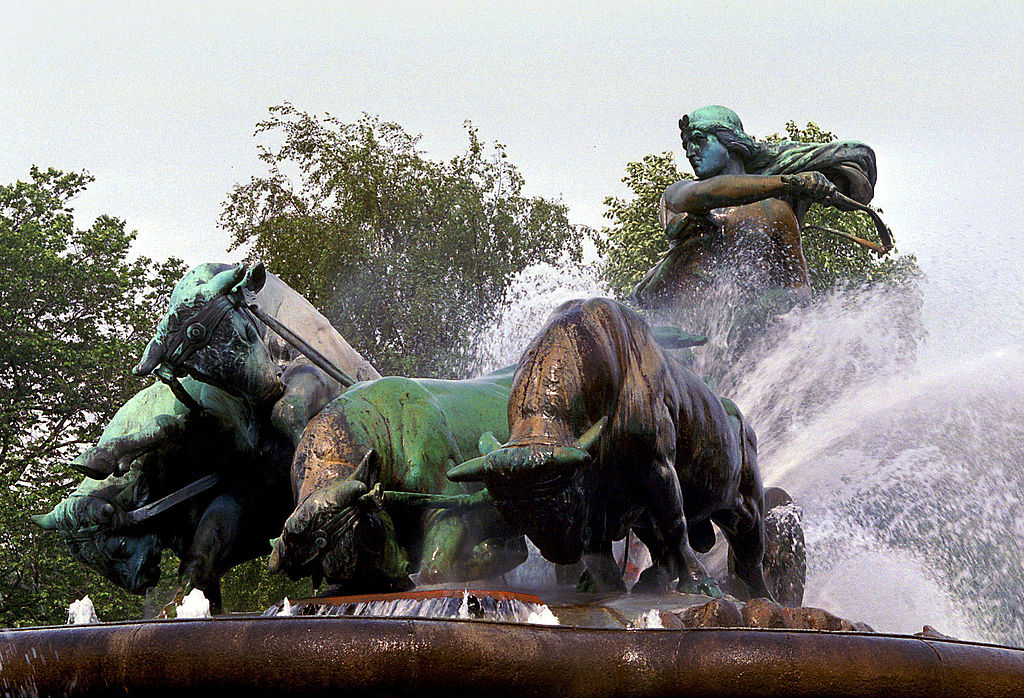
[680,106,770,176]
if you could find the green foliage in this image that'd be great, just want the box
[219,556,314,613]
[597,121,920,296]
[596,153,690,293]
[222,105,589,378]
[0,167,185,627]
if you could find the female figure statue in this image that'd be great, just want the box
[630,106,879,311]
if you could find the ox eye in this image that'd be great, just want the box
[117,538,128,556]
[186,323,206,342]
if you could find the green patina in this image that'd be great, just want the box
[274,365,525,590]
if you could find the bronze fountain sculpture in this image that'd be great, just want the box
[11,107,1024,698]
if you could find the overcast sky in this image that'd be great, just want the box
[3,1,1023,346]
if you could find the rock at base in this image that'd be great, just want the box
[680,598,743,628]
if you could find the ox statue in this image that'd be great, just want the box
[133,262,380,447]
[33,378,293,613]
[269,367,527,592]
[449,298,774,600]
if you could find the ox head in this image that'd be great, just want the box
[32,477,163,594]
[134,263,284,405]
[268,450,411,591]
[447,418,607,565]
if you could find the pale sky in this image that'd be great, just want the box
[3,1,1024,349]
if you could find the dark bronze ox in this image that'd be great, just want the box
[33,378,293,613]
[450,298,773,599]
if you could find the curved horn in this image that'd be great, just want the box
[133,338,166,376]
[208,264,246,297]
[447,455,490,483]
[551,446,590,468]
[574,416,608,454]
[326,479,369,508]
[71,446,115,479]
[31,511,60,530]
[268,537,284,574]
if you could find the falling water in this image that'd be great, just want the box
[472,260,1024,646]
[263,590,560,625]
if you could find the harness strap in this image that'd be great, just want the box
[121,473,221,528]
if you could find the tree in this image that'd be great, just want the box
[222,105,589,378]
[0,167,185,626]
[597,121,920,297]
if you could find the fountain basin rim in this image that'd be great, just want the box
[3,616,1024,698]
[2,614,1021,649]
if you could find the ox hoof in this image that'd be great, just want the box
[576,569,627,593]
[678,576,723,598]
[632,565,673,595]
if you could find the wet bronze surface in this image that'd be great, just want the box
[4,615,1024,697]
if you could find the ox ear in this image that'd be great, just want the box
[351,449,381,488]
[447,455,488,483]
[326,479,369,508]
[133,337,165,377]
[208,264,246,297]
[651,325,708,349]
[478,432,502,456]
[574,416,608,454]
[237,262,267,294]
[31,510,60,530]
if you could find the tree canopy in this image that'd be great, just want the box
[0,167,185,626]
[222,105,589,378]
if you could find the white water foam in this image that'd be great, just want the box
[67,596,99,625]
[472,260,609,375]
[474,259,1024,646]
[174,588,212,619]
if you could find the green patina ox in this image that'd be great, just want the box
[270,366,528,591]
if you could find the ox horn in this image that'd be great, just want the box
[208,264,247,297]
[237,262,267,294]
[328,479,369,508]
[268,537,284,574]
[574,416,607,454]
[31,510,60,530]
[447,455,489,483]
[351,449,381,488]
[551,417,608,468]
[133,337,165,377]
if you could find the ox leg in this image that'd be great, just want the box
[179,495,245,615]
[640,456,720,597]
[581,540,627,593]
[713,507,774,602]
[417,510,469,583]
[631,525,677,594]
